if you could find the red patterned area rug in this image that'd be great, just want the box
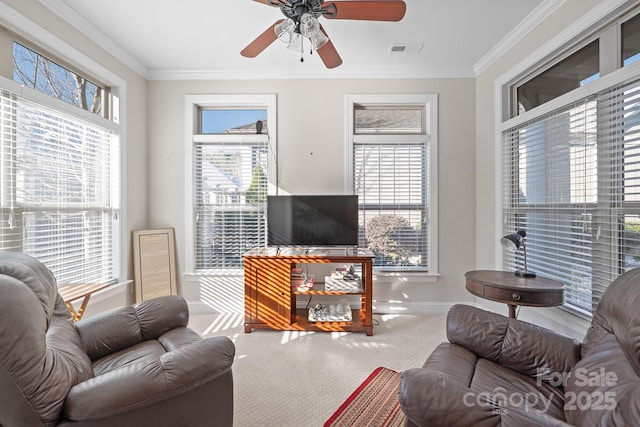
[324,367,405,427]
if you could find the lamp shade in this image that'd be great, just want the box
[299,13,320,37]
[308,30,329,50]
[500,229,535,278]
[299,13,328,50]
[287,32,304,51]
[275,18,296,43]
[500,233,521,250]
[501,229,526,249]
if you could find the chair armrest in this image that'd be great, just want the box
[399,368,497,426]
[76,295,189,360]
[400,367,573,427]
[446,304,581,378]
[63,336,234,421]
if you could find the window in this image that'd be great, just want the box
[516,40,600,114]
[347,94,438,272]
[186,95,276,272]
[1,51,120,284]
[13,42,105,117]
[622,13,640,66]
[502,9,640,316]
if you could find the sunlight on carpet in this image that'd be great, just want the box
[189,312,446,426]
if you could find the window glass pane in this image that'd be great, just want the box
[194,144,268,268]
[517,40,599,114]
[622,13,640,66]
[354,106,423,134]
[505,100,597,315]
[504,76,640,316]
[516,103,598,205]
[0,89,119,284]
[12,42,103,116]
[200,109,267,134]
[354,143,428,268]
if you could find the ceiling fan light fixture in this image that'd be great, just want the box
[299,13,319,37]
[287,32,304,51]
[299,13,327,50]
[275,18,295,43]
[308,30,329,50]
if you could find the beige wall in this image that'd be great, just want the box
[147,78,477,311]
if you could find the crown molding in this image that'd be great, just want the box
[496,0,633,89]
[473,0,566,76]
[38,0,148,78]
[0,1,126,87]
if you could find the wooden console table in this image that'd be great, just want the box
[243,247,375,335]
[465,270,565,318]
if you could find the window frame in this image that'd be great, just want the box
[12,39,109,118]
[0,8,126,284]
[498,4,640,317]
[346,94,439,277]
[184,94,277,274]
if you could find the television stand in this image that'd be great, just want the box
[243,247,375,335]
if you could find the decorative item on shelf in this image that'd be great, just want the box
[291,266,314,292]
[325,265,362,291]
[501,229,537,278]
[308,301,352,322]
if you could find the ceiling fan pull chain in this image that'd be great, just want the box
[300,37,304,62]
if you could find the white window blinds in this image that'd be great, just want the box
[193,139,268,269]
[353,140,429,269]
[0,88,120,284]
[502,76,640,315]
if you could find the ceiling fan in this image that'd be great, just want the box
[240,0,407,69]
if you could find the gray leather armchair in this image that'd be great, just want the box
[0,252,235,427]
[400,267,640,426]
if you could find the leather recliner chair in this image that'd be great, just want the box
[399,267,640,426]
[0,252,235,427]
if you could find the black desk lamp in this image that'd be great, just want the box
[501,229,536,278]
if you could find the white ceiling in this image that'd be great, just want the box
[42,0,553,80]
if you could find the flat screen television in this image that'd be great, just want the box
[267,195,359,246]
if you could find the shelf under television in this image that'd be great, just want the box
[243,247,374,335]
[291,308,364,332]
[292,282,363,295]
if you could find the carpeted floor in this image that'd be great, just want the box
[188,312,446,427]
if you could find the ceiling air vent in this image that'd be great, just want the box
[389,43,423,54]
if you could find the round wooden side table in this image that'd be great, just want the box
[465,270,565,318]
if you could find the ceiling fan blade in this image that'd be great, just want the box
[317,25,343,69]
[322,1,406,21]
[241,20,283,58]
